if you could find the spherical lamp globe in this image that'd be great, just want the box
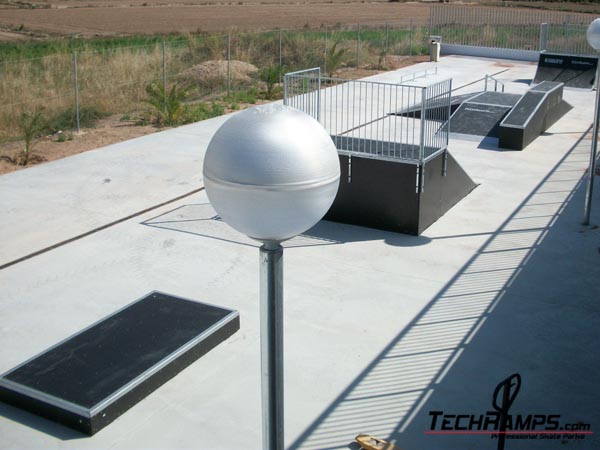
[203,104,340,246]
[587,18,600,51]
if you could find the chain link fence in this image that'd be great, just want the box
[430,5,596,53]
[0,22,430,145]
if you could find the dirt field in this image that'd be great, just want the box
[1,0,597,40]
[0,2,430,37]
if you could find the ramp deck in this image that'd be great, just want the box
[449,92,521,138]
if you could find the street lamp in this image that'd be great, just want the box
[584,18,600,225]
[203,104,340,450]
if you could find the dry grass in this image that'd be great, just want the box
[0,28,430,141]
[0,46,165,136]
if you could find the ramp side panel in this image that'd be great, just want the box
[418,151,478,234]
[324,154,421,235]
[499,82,564,150]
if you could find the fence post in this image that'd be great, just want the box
[227,32,231,97]
[539,23,549,52]
[409,19,413,56]
[385,22,389,53]
[279,29,283,69]
[162,41,167,93]
[72,52,80,133]
[316,67,321,123]
[419,87,426,166]
[565,20,570,52]
[356,23,360,67]
[324,27,328,75]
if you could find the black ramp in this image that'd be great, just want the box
[499,81,570,150]
[0,292,240,435]
[325,154,421,235]
[450,103,512,137]
[472,91,522,107]
[533,53,598,89]
[394,92,482,118]
[449,92,521,138]
[501,91,545,126]
[325,149,477,235]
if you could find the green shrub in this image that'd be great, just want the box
[258,65,284,100]
[57,132,73,142]
[46,105,107,132]
[145,81,188,126]
[181,102,225,124]
[223,88,258,105]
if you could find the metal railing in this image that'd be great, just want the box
[284,68,451,168]
[544,23,595,55]
[398,67,439,84]
[484,74,505,93]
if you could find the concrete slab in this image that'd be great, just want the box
[0,55,599,450]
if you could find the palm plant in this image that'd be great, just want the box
[0,110,46,166]
[145,81,187,126]
[258,65,284,99]
[325,41,350,77]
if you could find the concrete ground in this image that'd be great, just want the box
[0,56,599,450]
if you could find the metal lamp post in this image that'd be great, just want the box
[584,18,600,225]
[202,104,340,450]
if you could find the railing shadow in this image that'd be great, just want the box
[141,203,432,249]
[288,128,596,450]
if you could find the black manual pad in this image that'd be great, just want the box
[0,292,240,435]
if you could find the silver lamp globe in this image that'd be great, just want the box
[203,103,340,246]
[584,18,600,224]
[587,18,600,51]
[203,103,340,450]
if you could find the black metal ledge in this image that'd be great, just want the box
[0,292,240,435]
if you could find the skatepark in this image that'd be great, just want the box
[0,49,599,450]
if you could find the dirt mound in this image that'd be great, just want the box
[178,60,258,86]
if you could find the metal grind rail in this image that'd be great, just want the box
[283,67,451,166]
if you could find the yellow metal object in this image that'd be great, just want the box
[355,434,396,450]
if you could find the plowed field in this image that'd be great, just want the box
[0,2,430,37]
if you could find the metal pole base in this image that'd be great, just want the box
[583,64,600,225]
[260,243,284,450]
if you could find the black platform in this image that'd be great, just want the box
[0,292,240,435]
[533,52,598,89]
[325,147,477,235]
[332,135,440,161]
[499,81,571,150]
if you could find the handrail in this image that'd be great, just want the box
[484,74,505,92]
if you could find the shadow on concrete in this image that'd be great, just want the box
[288,128,600,450]
[477,136,504,151]
[141,203,432,249]
[0,403,85,441]
[512,79,533,85]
